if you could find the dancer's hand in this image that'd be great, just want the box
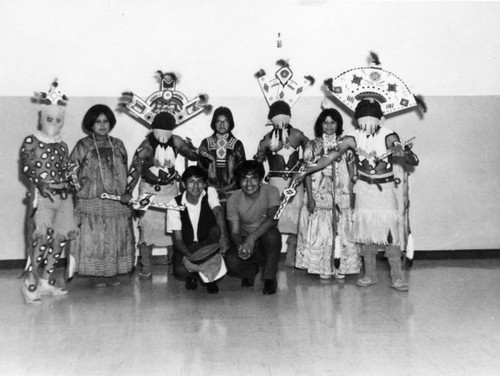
[120,192,132,204]
[307,198,316,214]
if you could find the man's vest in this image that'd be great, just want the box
[174,189,215,246]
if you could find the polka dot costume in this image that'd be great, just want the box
[21,135,70,185]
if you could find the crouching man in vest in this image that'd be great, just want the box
[166,166,230,294]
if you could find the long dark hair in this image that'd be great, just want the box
[82,104,116,132]
[313,108,343,138]
[210,106,235,132]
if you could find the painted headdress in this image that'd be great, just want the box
[255,60,314,151]
[120,70,212,128]
[255,59,315,123]
[34,79,69,106]
[324,52,426,117]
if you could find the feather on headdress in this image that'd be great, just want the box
[255,59,314,109]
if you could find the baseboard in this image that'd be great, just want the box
[275,249,500,262]
[0,259,70,270]
[0,255,171,270]
[2,249,499,270]
[412,249,500,260]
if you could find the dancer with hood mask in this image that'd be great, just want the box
[20,81,78,304]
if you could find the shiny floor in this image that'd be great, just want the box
[1,258,500,376]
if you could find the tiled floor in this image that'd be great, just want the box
[1,258,500,376]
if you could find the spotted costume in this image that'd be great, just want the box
[21,131,77,303]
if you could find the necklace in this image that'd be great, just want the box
[93,133,117,194]
[322,133,337,152]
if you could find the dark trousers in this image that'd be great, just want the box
[172,225,220,281]
[225,227,282,281]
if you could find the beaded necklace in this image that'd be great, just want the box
[93,133,117,194]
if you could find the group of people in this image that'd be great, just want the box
[20,91,418,304]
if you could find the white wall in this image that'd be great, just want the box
[1,1,500,260]
[2,0,500,97]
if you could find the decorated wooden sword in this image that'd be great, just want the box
[273,163,308,220]
[376,137,416,161]
[101,193,185,211]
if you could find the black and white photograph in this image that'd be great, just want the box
[1,0,499,375]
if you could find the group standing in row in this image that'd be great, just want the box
[20,57,422,304]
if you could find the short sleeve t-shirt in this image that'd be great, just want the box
[226,184,281,237]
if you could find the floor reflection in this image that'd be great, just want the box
[1,258,500,375]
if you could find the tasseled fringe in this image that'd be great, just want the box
[281,128,288,148]
[334,235,341,259]
[270,129,280,151]
[333,235,341,269]
[67,254,77,281]
[18,257,32,279]
[352,209,400,245]
[406,233,414,268]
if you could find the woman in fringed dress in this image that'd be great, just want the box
[296,108,361,279]
[70,104,135,287]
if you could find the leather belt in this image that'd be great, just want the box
[50,187,69,194]
[358,174,394,191]
[143,177,177,186]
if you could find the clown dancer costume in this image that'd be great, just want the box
[197,106,246,204]
[254,60,313,266]
[300,54,423,291]
[20,81,78,304]
[120,71,211,278]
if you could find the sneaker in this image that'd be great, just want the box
[22,284,42,305]
[38,279,69,296]
[356,276,377,287]
[262,279,277,295]
[390,279,409,292]
[206,282,219,294]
